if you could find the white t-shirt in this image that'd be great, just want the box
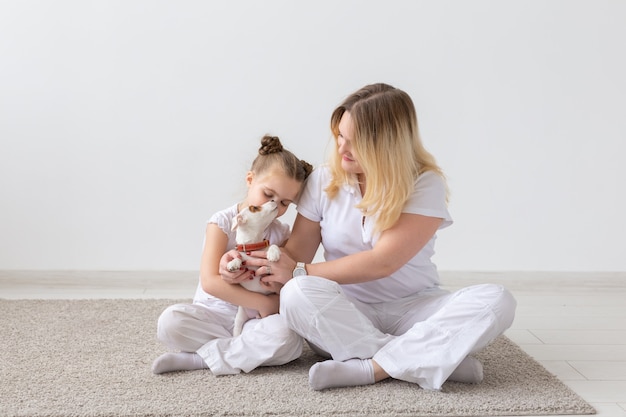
[193,203,291,305]
[297,165,453,303]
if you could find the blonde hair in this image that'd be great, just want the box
[326,83,446,235]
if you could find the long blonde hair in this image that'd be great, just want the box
[326,83,446,235]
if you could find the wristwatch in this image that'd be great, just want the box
[292,262,307,277]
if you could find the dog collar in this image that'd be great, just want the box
[236,239,270,252]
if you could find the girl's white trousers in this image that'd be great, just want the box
[280,276,516,390]
[156,302,303,375]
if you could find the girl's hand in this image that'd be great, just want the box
[219,249,254,284]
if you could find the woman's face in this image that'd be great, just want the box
[245,169,301,217]
[337,111,364,176]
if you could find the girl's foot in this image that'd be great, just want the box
[151,352,208,374]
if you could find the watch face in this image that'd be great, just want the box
[293,263,306,277]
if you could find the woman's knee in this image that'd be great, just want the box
[471,284,517,330]
[494,285,517,330]
[279,278,299,312]
[280,276,341,313]
[280,276,343,333]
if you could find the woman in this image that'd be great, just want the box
[221,83,516,390]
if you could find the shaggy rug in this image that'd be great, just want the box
[0,299,595,417]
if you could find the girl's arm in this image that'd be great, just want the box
[258,212,442,286]
[200,223,280,317]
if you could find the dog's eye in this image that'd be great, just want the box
[249,205,261,212]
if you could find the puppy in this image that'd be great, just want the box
[227,201,281,336]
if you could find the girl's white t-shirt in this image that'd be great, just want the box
[193,203,291,305]
[297,165,453,303]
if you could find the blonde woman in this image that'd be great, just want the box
[221,83,516,391]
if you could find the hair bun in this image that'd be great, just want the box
[300,159,313,180]
[259,135,284,155]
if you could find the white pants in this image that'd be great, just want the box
[156,302,303,375]
[280,276,516,390]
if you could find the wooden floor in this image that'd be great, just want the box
[1,270,625,416]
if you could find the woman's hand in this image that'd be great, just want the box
[219,249,254,284]
[244,248,297,286]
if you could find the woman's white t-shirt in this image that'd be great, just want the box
[297,165,452,303]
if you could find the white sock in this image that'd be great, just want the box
[448,356,483,384]
[309,359,375,391]
[151,352,209,374]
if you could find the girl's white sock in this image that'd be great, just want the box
[308,359,375,390]
[151,352,209,374]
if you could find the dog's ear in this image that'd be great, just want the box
[231,214,246,231]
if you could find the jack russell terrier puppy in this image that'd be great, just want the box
[227,201,281,336]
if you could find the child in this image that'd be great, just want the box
[152,135,313,375]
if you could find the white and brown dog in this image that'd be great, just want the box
[227,200,281,336]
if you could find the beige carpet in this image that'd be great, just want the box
[0,299,595,417]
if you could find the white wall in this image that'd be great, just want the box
[1,1,625,271]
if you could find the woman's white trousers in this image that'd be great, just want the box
[280,276,516,390]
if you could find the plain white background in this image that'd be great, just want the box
[1,1,624,272]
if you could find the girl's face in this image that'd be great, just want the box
[337,111,364,176]
[245,169,301,217]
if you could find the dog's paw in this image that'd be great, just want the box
[227,258,242,272]
[267,245,281,262]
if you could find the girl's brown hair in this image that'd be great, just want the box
[251,135,313,183]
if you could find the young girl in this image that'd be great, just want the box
[152,135,313,375]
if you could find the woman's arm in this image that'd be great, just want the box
[282,213,322,263]
[200,223,280,317]
[308,213,442,284]
[258,212,442,286]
